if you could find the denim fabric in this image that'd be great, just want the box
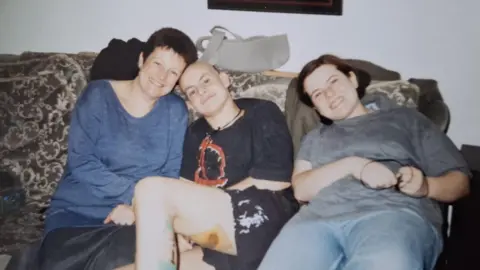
[258,209,442,270]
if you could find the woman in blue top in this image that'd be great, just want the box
[44,27,198,234]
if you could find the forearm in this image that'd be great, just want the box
[293,157,363,202]
[71,163,133,201]
[427,171,470,202]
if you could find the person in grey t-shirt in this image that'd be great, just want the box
[258,54,471,270]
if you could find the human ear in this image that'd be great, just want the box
[219,72,231,88]
[348,71,359,88]
[138,52,144,69]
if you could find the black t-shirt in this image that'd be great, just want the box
[180,98,294,189]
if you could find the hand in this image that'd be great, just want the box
[104,204,135,225]
[358,160,398,189]
[396,166,429,197]
[177,234,194,253]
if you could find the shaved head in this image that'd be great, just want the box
[179,61,219,88]
[178,61,232,117]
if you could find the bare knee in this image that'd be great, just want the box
[135,176,170,198]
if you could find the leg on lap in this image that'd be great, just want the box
[342,211,443,270]
[178,247,215,270]
[258,210,344,270]
[134,176,237,269]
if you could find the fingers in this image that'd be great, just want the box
[107,206,135,225]
[398,176,411,188]
[397,167,413,187]
[104,214,112,224]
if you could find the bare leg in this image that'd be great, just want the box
[134,177,236,270]
[178,247,215,270]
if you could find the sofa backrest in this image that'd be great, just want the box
[0,52,448,204]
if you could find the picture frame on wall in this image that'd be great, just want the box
[208,0,343,16]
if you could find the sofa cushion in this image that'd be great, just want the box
[0,54,88,202]
[17,51,97,81]
[228,71,290,112]
[366,80,420,108]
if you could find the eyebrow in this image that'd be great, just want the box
[151,56,164,63]
[309,88,322,96]
[183,85,194,92]
[326,75,336,83]
[182,72,210,90]
[199,72,209,82]
[151,57,181,72]
[307,74,336,95]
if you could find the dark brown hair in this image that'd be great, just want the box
[296,54,369,107]
[142,27,198,66]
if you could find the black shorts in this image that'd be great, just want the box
[202,186,298,270]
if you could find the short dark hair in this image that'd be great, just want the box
[142,27,198,66]
[296,54,370,108]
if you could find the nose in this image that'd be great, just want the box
[324,87,335,98]
[158,72,167,81]
[198,86,207,95]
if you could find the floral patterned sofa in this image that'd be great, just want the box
[0,52,450,259]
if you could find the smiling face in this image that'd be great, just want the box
[179,62,231,117]
[303,64,363,121]
[137,46,187,100]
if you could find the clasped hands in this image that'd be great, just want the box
[356,158,429,198]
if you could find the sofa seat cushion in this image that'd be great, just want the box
[0,200,45,254]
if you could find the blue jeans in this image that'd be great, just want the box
[258,209,442,270]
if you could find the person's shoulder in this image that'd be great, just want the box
[75,80,111,108]
[384,106,438,130]
[164,93,188,114]
[302,123,324,142]
[386,106,426,121]
[186,116,208,135]
[236,98,282,115]
[80,80,110,97]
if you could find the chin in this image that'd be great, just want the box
[146,88,170,99]
[198,104,223,118]
[324,111,349,121]
[327,116,345,122]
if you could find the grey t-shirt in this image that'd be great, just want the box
[297,106,470,233]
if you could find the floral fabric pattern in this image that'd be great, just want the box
[0,53,87,253]
[367,80,420,108]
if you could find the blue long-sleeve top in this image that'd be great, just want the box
[48,80,188,220]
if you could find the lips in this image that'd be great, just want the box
[329,97,344,110]
[200,94,216,105]
[148,77,165,88]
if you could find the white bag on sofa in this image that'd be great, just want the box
[196,26,290,73]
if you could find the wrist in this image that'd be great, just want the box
[425,177,434,198]
[346,157,370,179]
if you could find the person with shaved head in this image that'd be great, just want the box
[112,61,299,270]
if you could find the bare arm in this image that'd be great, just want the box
[292,157,365,202]
[427,171,470,202]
